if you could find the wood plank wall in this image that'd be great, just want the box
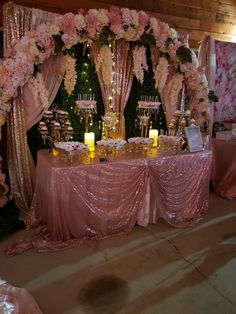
[1,0,236,48]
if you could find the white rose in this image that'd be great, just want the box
[74,14,85,30]
[169,28,178,40]
[49,24,60,35]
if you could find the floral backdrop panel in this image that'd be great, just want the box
[215,40,236,123]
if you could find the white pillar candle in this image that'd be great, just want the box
[149,129,159,146]
[84,132,95,151]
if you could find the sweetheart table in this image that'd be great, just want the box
[21,149,212,252]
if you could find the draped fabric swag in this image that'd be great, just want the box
[3,2,63,216]
[92,40,134,139]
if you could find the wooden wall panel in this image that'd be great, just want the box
[1,0,236,48]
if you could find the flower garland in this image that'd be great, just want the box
[133,46,148,84]
[167,73,184,107]
[154,57,169,92]
[95,45,113,86]
[64,54,77,95]
[0,6,213,125]
[28,72,49,110]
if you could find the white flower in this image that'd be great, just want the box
[28,72,49,110]
[131,10,139,27]
[64,55,77,95]
[169,28,178,40]
[97,11,109,26]
[133,46,148,84]
[154,57,169,92]
[167,73,184,107]
[199,74,208,86]
[74,14,86,31]
[49,24,60,35]
[95,45,113,86]
[191,50,199,68]
[150,17,157,30]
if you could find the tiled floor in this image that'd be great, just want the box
[0,192,236,314]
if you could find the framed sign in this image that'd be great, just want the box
[184,126,204,152]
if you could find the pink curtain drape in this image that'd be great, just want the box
[150,45,182,126]
[4,2,63,215]
[198,36,216,136]
[113,40,134,138]
[93,40,134,139]
[23,54,65,130]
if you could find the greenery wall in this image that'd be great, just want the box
[28,43,167,161]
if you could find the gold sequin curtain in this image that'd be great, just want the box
[4,2,35,217]
[3,2,62,217]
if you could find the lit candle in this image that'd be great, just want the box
[84,132,95,151]
[149,129,159,146]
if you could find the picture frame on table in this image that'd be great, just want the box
[184,126,204,152]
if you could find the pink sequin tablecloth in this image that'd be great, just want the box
[7,149,212,254]
[211,139,236,200]
[22,149,211,249]
[0,279,42,313]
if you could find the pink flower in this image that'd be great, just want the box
[150,18,169,48]
[35,24,54,57]
[136,12,149,37]
[168,40,182,57]
[138,11,149,28]
[110,7,122,35]
[121,8,132,26]
[157,21,170,47]
[61,13,76,34]
[61,33,79,49]
[85,10,99,38]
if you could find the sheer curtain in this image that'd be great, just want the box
[3,2,63,216]
[151,45,181,126]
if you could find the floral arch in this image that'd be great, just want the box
[0,7,211,127]
[0,6,212,213]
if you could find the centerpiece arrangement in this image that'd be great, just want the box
[38,106,74,146]
[75,94,97,132]
[137,96,161,137]
[96,139,127,161]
